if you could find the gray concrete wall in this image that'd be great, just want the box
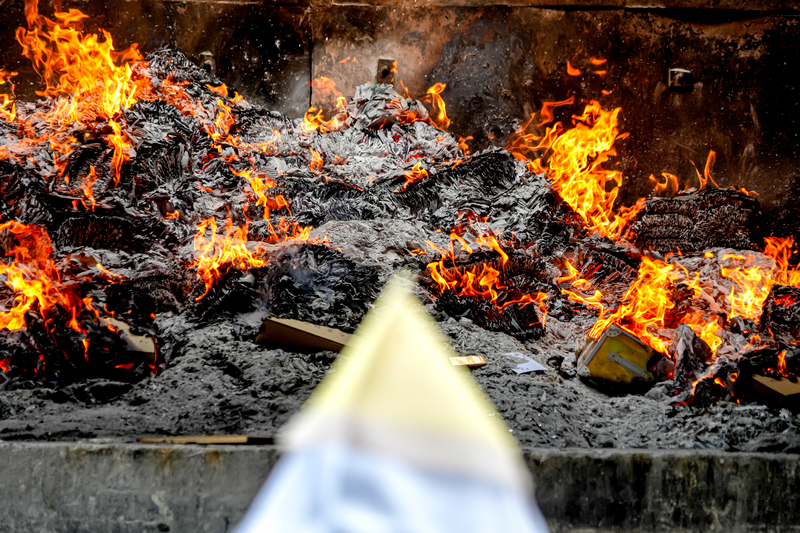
[0,442,798,532]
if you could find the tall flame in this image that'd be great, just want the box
[512,100,643,240]
[15,0,144,124]
[0,69,17,123]
[423,82,450,129]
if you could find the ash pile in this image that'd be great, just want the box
[0,42,575,388]
[1,1,800,450]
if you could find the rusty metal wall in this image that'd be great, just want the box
[0,0,310,116]
[2,1,800,231]
[313,7,800,231]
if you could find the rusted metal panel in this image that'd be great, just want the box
[312,7,800,230]
[308,0,800,10]
[164,1,310,115]
[0,0,310,116]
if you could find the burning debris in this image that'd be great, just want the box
[0,0,798,432]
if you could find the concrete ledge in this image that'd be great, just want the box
[0,442,798,532]
[526,449,800,533]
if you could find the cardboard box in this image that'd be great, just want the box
[449,355,487,367]
[255,317,351,352]
[102,317,156,362]
[751,374,800,410]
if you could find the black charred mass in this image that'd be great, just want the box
[630,188,765,253]
[760,285,800,348]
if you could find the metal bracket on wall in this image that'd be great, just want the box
[376,58,396,85]
[668,68,694,92]
[198,51,216,77]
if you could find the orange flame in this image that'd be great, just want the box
[190,213,316,300]
[309,148,324,174]
[301,106,325,133]
[424,82,450,129]
[525,100,643,240]
[0,69,17,122]
[764,236,800,287]
[565,257,722,355]
[778,349,787,375]
[648,172,681,197]
[720,253,775,321]
[79,165,98,211]
[396,161,429,192]
[230,167,291,220]
[716,237,800,323]
[1,0,148,189]
[691,150,719,190]
[302,77,347,134]
[458,136,473,155]
[311,76,344,102]
[108,119,132,185]
[15,0,143,124]
[566,61,582,76]
[0,220,83,334]
[425,231,548,326]
[191,217,267,301]
[538,96,575,127]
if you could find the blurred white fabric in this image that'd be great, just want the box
[233,444,550,533]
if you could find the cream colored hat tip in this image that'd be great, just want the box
[280,272,531,491]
